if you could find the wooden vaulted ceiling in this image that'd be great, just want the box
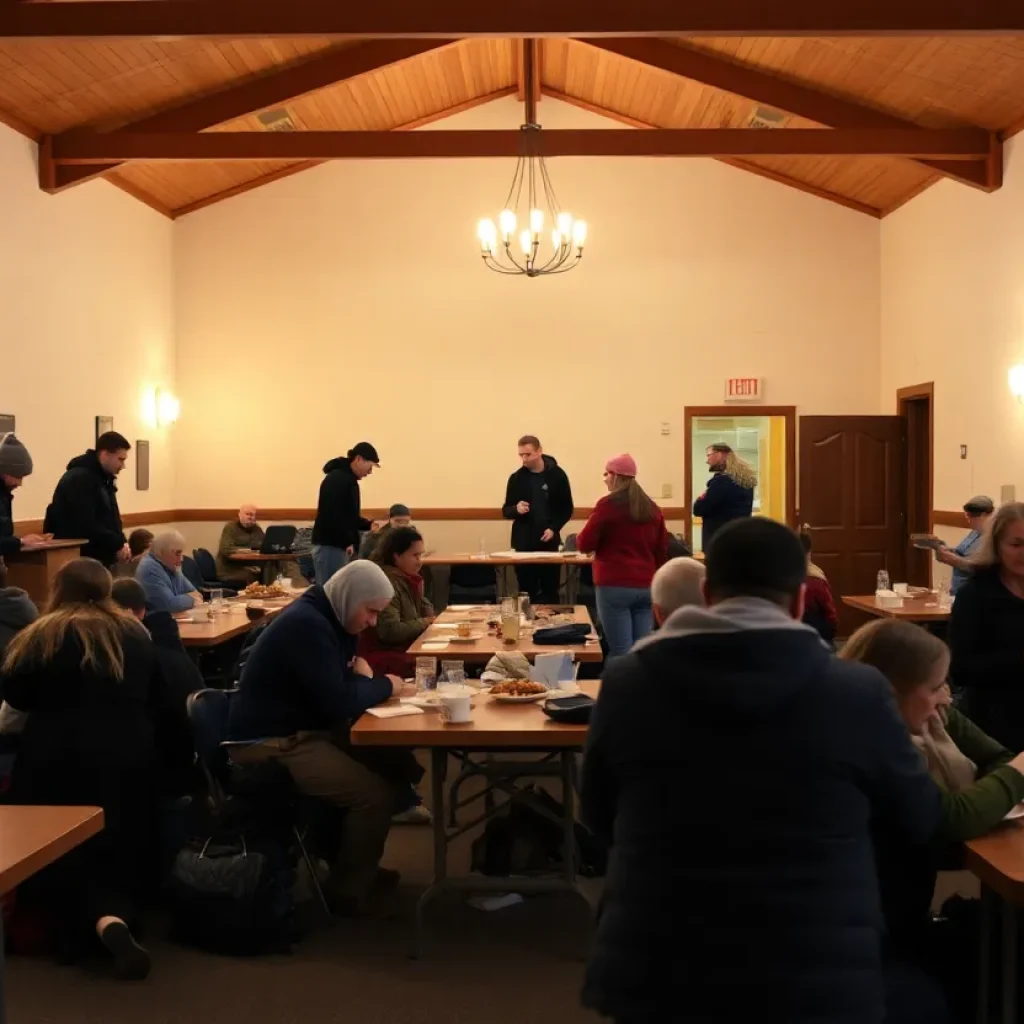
[3,23,1024,218]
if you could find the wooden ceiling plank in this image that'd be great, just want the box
[3,0,1024,40]
[47,126,991,163]
[584,38,1000,190]
[46,38,455,191]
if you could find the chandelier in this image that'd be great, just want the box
[475,42,587,277]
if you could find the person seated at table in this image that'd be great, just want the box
[358,527,435,678]
[799,530,838,646]
[0,585,37,659]
[110,577,201,701]
[650,555,706,626]
[949,501,1024,751]
[933,495,994,595]
[842,618,1024,1018]
[227,560,418,916]
[0,557,192,980]
[581,517,946,1024]
[359,503,413,560]
[113,528,154,579]
[215,503,265,585]
[135,530,204,615]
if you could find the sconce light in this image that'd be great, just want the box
[156,389,180,426]
[1010,365,1024,403]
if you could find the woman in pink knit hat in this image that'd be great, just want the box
[576,454,669,657]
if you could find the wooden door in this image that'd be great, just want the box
[799,417,904,637]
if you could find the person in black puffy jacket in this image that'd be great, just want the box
[692,443,755,552]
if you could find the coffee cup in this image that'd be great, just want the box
[893,582,909,596]
[439,693,472,724]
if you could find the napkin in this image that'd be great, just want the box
[421,641,450,651]
[365,704,425,719]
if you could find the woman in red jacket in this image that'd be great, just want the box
[576,454,669,657]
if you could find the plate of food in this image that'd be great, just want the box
[448,633,485,643]
[488,679,549,702]
[240,582,287,600]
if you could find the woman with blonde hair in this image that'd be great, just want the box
[576,454,668,657]
[949,501,1024,749]
[693,443,757,552]
[0,558,191,980]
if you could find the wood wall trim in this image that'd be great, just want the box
[933,510,966,528]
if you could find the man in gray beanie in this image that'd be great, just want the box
[0,433,47,565]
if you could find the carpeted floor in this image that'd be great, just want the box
[6,811,604,1024]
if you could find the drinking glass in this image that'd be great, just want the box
[500,596,520,644]
[209,587,226,614]
[876,570,890,593]
[415,656,438,693]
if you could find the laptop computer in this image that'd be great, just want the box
[259,525,297,555]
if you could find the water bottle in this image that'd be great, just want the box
[939,580,953,610]
[876,569,890,593]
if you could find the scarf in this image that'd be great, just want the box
[323,560,394,626]
[912,711,977,792]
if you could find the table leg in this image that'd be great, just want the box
[1001,898,1017,1024]
[978,886,994,1024]
[412,748,448,959]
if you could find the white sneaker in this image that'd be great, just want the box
[391,805,432,825]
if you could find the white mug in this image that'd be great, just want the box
[439,693,472,724]
[893,582,909,595]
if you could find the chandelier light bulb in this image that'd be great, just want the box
[529,208,544,235]
[519,229,533,256]
[498,209,517,239]
[556,211,573,237]
[551,229,563,251]
[477,218,497,252]
[572,219,588,248]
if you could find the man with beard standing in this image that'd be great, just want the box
[502,435,574,604]
[693,442,756,552]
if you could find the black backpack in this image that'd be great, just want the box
[470,785,607,879]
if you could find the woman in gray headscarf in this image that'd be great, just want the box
[228,560,419,914]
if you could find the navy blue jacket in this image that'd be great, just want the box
[693,471,754,549]
[581,614,940,1023]
[227,586,392,741]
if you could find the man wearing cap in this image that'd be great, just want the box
[935,495,995,594]
[312,441,379,586]
[359,503,412,560]
[0,433,48,577]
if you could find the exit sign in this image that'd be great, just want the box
[725,377,763,402]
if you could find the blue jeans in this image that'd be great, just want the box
[596,586,653,658]
[312,545,350,587]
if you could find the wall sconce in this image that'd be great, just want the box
[156,389,180,426]
[1010,365,1024,403]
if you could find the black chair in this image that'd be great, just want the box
[182,554,237,600]
[668,534,693,559]
[563,533,595,608]
[193,547,240,592]
[228,620,270,689]
[186,689,329,915]
[448,564,498,605]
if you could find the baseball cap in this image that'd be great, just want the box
[349,441,380,466]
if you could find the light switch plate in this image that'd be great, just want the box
[960,445,968,459]
[1002,484,1016,504]
[662,483,673,499]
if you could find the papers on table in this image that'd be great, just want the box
[366,704,425,719]
[530,652,579,688]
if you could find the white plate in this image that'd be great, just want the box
[1004,803,1024,821]
[448,633,485,643]
[489,691,549,703]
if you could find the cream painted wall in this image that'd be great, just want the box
[881,135,1024,513]
[0,123,177,521]
[174,95,881,514]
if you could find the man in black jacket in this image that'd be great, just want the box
[311,441,378,586]
[44,431,130,568]
[693,442,756,552]
[501,435,573,603]
[0,434,47,583]
[581,517,945,1024]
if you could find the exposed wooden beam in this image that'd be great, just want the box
[523,39,540,123]
[585,38,1001,191]
[2,0,1024,40]
[546,88,883,217]
[45,127,992,164]
[47,39,452,192]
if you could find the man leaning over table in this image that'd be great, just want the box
[502,434,574,604]
[581,517,947,1024]
[136,529,204,614]
[0,432,49,585]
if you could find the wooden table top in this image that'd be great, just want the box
[176,590,303,647]
[422,552,593,566]
[227,550,301,562]
[407,604,602,663]
[10,538,86,554]
[351,680,600,748]
[841,593,951,622]
[966,822,1024,905]
[0,805,104,896]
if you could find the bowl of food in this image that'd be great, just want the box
[241,582,287,601]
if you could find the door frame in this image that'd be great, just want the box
[683,405,798,545]
[896,382,934,587]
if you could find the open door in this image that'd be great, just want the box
[799,416,904,637]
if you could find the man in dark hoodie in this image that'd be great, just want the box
[692,442,756,552]
[581,517,946,1024]
[502,435,573,603]
[0,433,48,583]
[311,441,379,586]
[44,431,130,568]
